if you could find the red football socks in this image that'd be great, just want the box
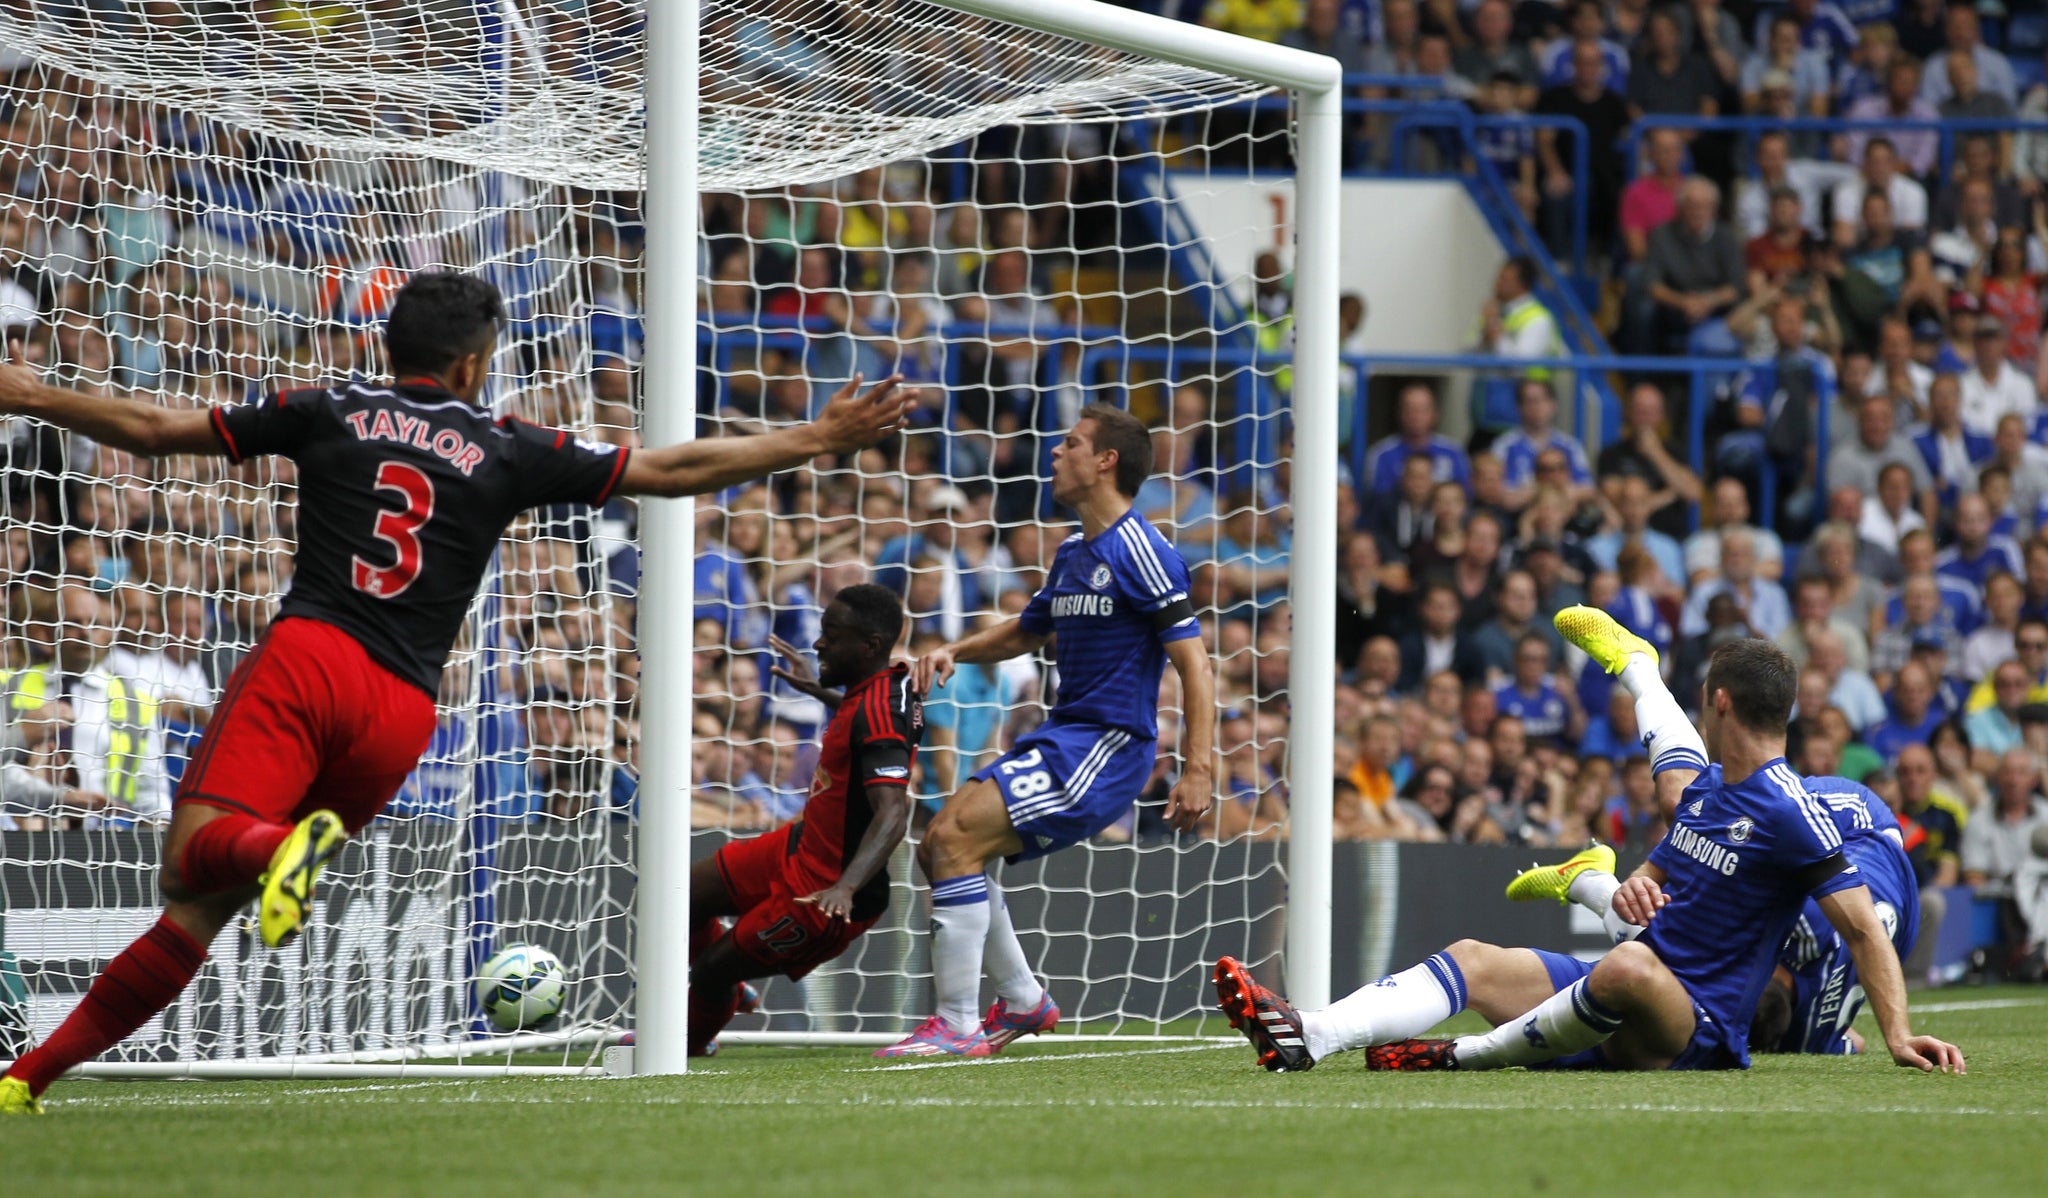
[178,814,290,894]
[4,916,207,1096]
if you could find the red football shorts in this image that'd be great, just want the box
[176,617,437,833]
[713,824,875,980]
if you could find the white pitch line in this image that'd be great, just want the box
[855,1042,1240,1073]
[48,1089,2040,1120]
[1909,997,2048,1014]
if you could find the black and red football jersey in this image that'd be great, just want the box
[788,664,922,921]
[211,380,630,694]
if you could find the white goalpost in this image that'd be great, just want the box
[0,0,1338,1080]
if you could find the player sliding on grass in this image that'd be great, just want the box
[0,272,915,1115]
[1507,771,1920,1057]
[683,585,921,1056]
[877,404,1217,1058]
[1215,608,1963,1075]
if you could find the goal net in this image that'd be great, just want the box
[0,0,1324,1071]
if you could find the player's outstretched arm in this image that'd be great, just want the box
[794,783,914,921]
[0,352,223,457]
[1162,636,1215,832]
[617,373,916,498]
[768,635,844,711]
[1817,884,1966,1074]
[912,617,1049,693]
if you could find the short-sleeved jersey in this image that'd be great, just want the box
[1772,775,1922,1055]
[212,381,630,694]
[788,664,921,921]
[1640,760,1862,1065]
[1018,509,1199,740]
[1492,678,1570,741]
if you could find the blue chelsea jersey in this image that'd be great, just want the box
[1019,509,1200,740]
[1640,760,1863,1065]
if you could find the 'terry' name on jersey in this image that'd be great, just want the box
[211,380,631,695]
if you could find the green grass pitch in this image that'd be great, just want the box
[6,988,2042,1197]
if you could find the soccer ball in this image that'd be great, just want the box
[474,944,567,1031]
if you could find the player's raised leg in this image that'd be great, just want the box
[1556,605,1704,810]
[1507,841,1642,945]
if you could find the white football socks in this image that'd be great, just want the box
[929,874,991,1036]
[1617,653,1707,775]
[1451,977,1624,1070]
[1299,951,1467,1062]
[983,880,1045,1009]
[1565,869,1645,945]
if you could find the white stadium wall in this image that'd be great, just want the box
[1175,176,1504,355]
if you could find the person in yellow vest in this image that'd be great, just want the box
[1475,256,1562,431]
[0,582,168,824]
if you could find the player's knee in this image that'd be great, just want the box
[1589,939,1660,999]
[1443,938,1500,976]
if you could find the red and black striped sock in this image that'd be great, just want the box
[178,813,290,894]
[4,916,207,1096]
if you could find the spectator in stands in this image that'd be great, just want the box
[1874,573,1967,676]
[1492,378,1590,508]
[1936,493,2024,591]
[1723,293,1836,520]
[1454,0,1539,104]
[1735,131,1830,242]
[1369,451,1439,561]
[1641,177,1746,353]
[1619,128,1687,263]
[1200,0,1304,43]
[1596,381,1702,534]
[1868,659,1948,764]
[1282,0,1364,73]
[1685,476,1787,585]
[1832,389,1933,501]
[1586,473,1686,588]
[1979,231,2041,370]
[1963,748,2048,974]
[1964,569,2025,681]
[1627,9,1720,123]
[1810,627,1887,732]
[1744,186,1810,288]
[1682,528,1791,638]
[1843,191,1941,316]
[1921,2,2017,107]
[1491,632,1580,744]
[1364,383,1470,493]
[1475,259,1561,431]
[1538,1,1631,91]
[1905,375,1979,514]
[1939,47,2016,131]
[1834,139,1929,243]
[1740,14,1831,116]
[1983,414,2048,533]
[1778,573,1872,671]
[1968,659,2032,766]
[1960,317,2038,436]
[1930,177,2000,289]
[1534,38,1632,256]
[1842,59,1941,180]
[1870,314,1934,409]
[1463,569,1563,680]
[1803,518,1891,628]
[1396,582,1470,692]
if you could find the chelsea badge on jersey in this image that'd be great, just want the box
[1090,564,1112,589]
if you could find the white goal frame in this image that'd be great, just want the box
[635,0,1343,1076]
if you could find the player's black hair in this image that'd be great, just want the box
[384,271,505,376]
[1704,639,1800,733]
[1750,974,1795,1053]
[831,583,905,652]
[1077,403,1153,498]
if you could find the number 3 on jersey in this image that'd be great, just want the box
[352,461,435,598]
[1000,747,1055,799]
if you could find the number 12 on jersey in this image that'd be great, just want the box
[352,461,435,598]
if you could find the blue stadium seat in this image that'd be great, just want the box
[2008,12,2048,55]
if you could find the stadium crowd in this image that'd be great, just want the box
[0,0,2043,984]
